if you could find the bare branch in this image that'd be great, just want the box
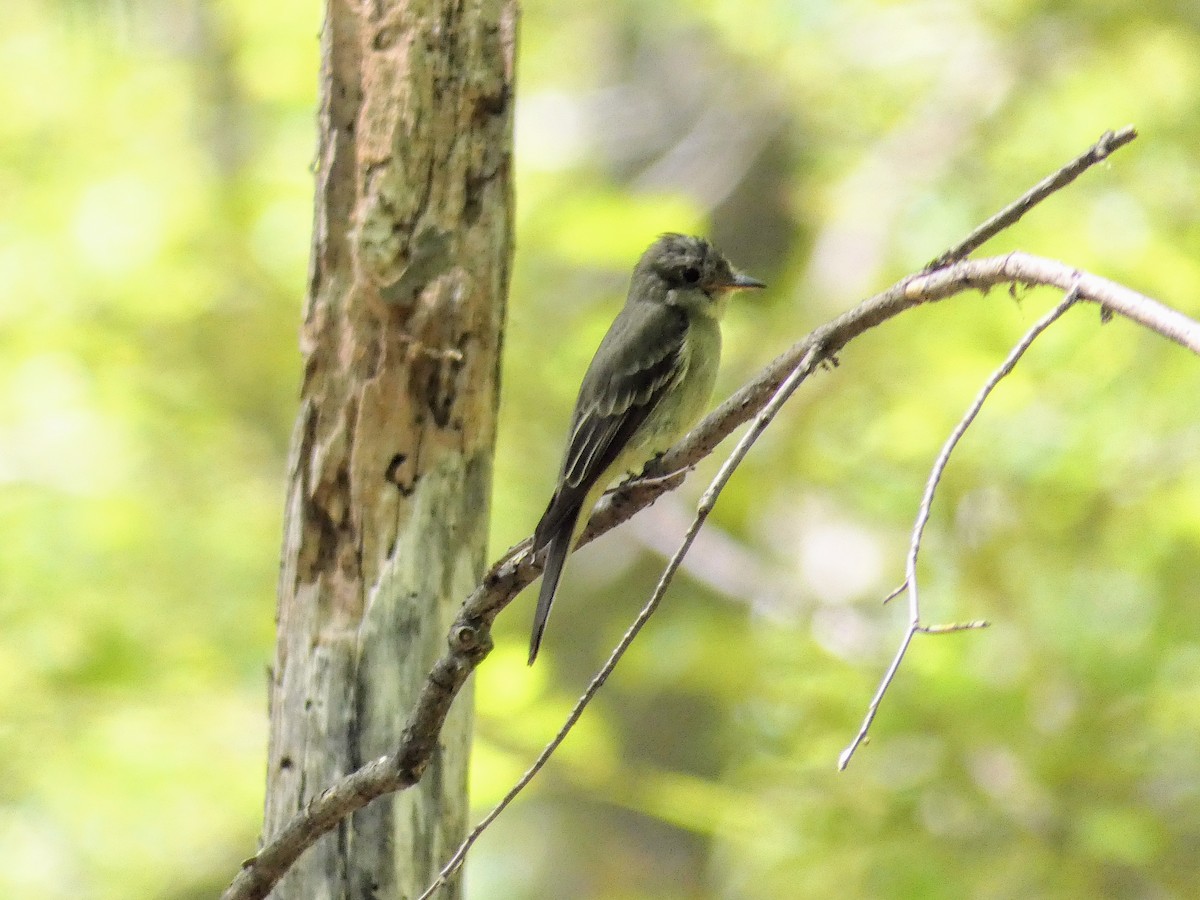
[225,251,1199,900]
[925,126,1137,270]
[838,284,1082,771]
[225,126,1200,900]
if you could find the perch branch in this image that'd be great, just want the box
[224,250,1200,900]
[223,127,1192,900]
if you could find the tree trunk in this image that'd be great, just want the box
[261,1,515,897]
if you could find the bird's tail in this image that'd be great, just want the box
[528,509,579,665]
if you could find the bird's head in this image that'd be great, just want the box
[632,233,765,317]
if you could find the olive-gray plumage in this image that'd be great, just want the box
[528,234,764,664]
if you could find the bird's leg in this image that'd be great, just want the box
[628,453,695,488]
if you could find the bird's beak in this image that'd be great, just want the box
[720,271,767,293]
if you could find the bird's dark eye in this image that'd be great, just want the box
[682,266,701,284]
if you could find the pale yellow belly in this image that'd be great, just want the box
[617,314,721,474]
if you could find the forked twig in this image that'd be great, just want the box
[837,282,1082,770]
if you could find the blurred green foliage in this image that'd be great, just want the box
[3,0,1199,898]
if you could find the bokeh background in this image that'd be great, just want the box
[4,0,1200,897]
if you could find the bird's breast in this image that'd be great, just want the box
[629,315,722,461]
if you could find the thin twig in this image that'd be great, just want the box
[418,345,827,898]
[919,620,989,635]
[925,126,1137,270]
[880,580,907,606]
[838,282,1082,770]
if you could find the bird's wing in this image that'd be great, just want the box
[564,302,689,487]
[529,302,690,663]
[534,302,689,548]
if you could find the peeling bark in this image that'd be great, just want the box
[262,1,515,896]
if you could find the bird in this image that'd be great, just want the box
[527,233,765,664]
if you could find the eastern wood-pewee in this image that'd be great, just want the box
[528,233,765,664]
